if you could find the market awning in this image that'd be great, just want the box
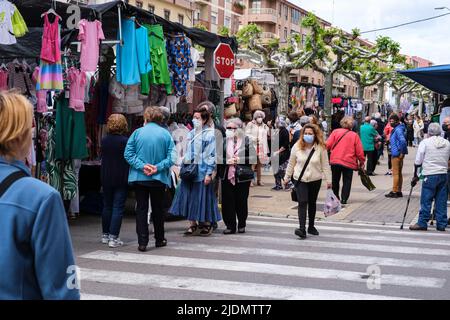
[398,64,450,95]
[0,0,237,59]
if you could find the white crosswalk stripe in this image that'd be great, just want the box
[77,216,450,300]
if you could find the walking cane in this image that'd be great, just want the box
[400,186,414,230]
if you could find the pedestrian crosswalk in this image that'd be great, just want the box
[78,215,450,300]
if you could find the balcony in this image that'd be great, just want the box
[261,32,277,39]
[193,19,211,30]
[247,8,278,24]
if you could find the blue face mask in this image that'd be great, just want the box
[192,119,201,128]
[303,135,315,144]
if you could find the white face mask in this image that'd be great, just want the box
[256,118,263,124]
[226,129,235,138]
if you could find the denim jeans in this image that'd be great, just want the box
[102,186,128,237]
[418,174,448,229]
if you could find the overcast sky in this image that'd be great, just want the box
[293,0,450,65]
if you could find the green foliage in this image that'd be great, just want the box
[194,24,208,32]
[218,26,230,37]
[236,24,262,47]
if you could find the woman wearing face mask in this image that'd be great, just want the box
[170,106,221,236]
[218,118,257,234]
[283,124,332,239]
[245,110,269,186]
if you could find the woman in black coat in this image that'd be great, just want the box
[217,118,257,234]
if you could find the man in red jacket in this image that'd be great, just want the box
[327,116,366,204]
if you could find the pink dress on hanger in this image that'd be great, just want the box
[0,70,8,91]
[67,67,87,112]
[40,14,61,64]
[32,67,48,113]
[78,19,105,72]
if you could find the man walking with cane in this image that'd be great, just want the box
[409,123,450,232]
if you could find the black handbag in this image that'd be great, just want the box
[236,165,254,183]
[179,162,198,182]
[358,168,376,191]
[291,148,316,202]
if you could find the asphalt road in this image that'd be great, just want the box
[70,214,450,300]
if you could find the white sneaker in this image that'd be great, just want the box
[108,238,124,248]
[101,234,109,244]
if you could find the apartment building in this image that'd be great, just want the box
[406,55,434,68]
[193,0,241,34]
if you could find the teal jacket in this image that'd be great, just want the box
[360,123,378,152]
[0,157,80,300]
[124,122,176,186]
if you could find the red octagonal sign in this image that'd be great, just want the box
[214,43,235,79]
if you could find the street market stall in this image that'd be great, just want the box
[0,0,237,216]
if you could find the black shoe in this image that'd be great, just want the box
[341,200,347,205]
[223,229,236,235]
[238,227,246,234]
[295,228,307,239]
[437,227,446,232]
[385,192,399,198]
[396,192,403,198]
[138,245,147,252]
[308,226,319,236]
[409,224,427,231]
[155,239,167,248]
[212,222,218,231]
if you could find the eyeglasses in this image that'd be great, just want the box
[226,127,237,130]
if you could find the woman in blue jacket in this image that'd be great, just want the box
[125,107,176,252]
[0,92,79,300]
[170,106,221,236]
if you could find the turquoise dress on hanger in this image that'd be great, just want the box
[116,18,141,85]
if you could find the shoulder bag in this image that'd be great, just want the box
[179,131,203,182]
[291,148,316,202]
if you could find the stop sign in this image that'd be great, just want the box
[214,43,235,79]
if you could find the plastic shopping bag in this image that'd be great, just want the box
[324,190,342,217]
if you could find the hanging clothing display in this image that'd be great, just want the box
[135,24,152,95]
[0,68,8,90]
[109,77,145,115]
[167,34,193,97]
[67,67,87,112]
[0,0,17,45]
[7,60,33,95]
[40,13,61,64]
[55,97,88,160]
[144,24,172,94]
[189,47,200,82]
[116,18,140,85]
[78,19,105,72]
[46,124,77,201]
[10,3,27,38]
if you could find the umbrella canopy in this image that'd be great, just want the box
[398,64,450,95]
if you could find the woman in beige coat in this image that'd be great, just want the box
[245,110,269,186]
[283,124,332,239]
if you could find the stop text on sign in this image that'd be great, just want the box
[215,56,235,66]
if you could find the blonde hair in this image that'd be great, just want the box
[107,114,128,135]
[340,116,354,129]
[144,107,164,124]
[297,124,326,151]
[0,91,33,159]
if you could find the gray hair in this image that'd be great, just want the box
[370,120,378,128]
[253,110,265,120]
[300,116,310,126]
[159,106,170,122]
[225,117,243,129]
[428,122,442,136]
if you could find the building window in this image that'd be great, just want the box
[279,3,282,16]
[225,17,231,27]
[178,14,184,25]
[211,13,217,25]
[164,10,170,20]
[148,4,155,13]
[284,28,288,40]
[302,34,307,46]
[285,5,288,19]
[135,0,143,8]
[195,10,200,20]
[251,0,261,11]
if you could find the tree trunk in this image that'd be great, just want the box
[395,93,401,112]
[277,70,290,114]
[377,83,385,105]
[324,72,333,133]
